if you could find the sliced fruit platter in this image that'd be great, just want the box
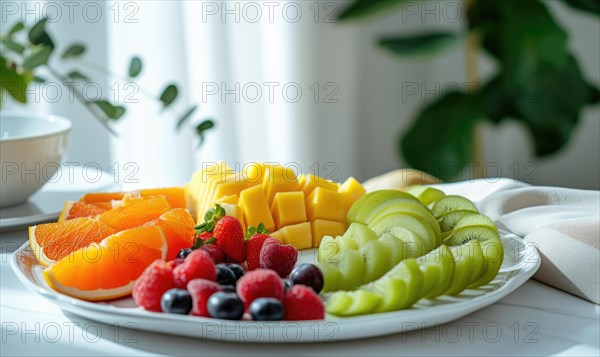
[12,163,540,342]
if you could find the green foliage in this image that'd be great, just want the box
[0,18,213,143]
[339,0,600,180]
[379,33,459,57]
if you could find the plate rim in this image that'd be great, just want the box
[10,233,541,342]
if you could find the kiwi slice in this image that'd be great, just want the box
[454,213,498,232]
[431,195,478,218]
[437,210,478,232]
[405,185,446,206]
[326,290,382,316]
[318,261,342,292]
[317,235,339,263]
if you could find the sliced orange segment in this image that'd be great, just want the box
[43,226,167,301]
[29,218,116,266]
[145,208,196,260]
[58,201,108,222]
[80,187,186,208]
[97,196,171,231]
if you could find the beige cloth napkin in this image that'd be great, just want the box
[363,170,600,304]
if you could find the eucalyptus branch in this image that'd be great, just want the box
[45,65,118,137]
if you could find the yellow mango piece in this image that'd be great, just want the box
[196,163,235,217]
[238,185,275,232]
[338,177,366,211]
[219,203,245,232]
[242,162,268,185]
[208,173,253,207]
[278,222,312,250]
[271,192,307,230]
[262,165,301,205]
[311,219,346,247]
[301,174,339,196]
[306,187,345,222]
[216,194,239,205]
[270,230,284,242]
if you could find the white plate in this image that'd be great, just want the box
[11,231,540,343]
[0,167,118,232]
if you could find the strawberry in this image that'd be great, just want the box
[259,238,298,278]
[214,216,246,263]
[245,223,270,271]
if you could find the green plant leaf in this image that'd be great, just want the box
[22,47,52,71]
[8,22,25,36]
[195,119,215,145]
[94,100,126,120]
[562,0,600,15]
[379,32,459,57]
[159,84,178,107]
[0,56,30,104]
[28,18,54,49]
[67,70,90,82]
[61,44,85,59]
[128,56,142,78]
[338,0,407,20]
[33,76,46,83]
[176,105,197,129]
[469,0,568,85]
[400,91,483,180]
[1,39,26,54]
[585,82,600,104]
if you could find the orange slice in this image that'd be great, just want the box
[30,218,116,266]
[58,201,108,222]
[80,187,186,208]
[97,195,171,231]
[43,226,167,301]
[145,208,196,260]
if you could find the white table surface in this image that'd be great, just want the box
[1,228,599,357]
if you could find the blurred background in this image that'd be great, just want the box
[2,0,599,189]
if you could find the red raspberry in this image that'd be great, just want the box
[283,285,325,321]
[199,244,225,264]
[132,260,176,312]
[187,279,222,317]
[245,233,269,270]
[259,238,298,278]
[173,249,216,288]
[236,269,284,309]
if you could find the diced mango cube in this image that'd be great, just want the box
[238,185,275,232]
[278,222,312,250]
[271,192,307,230]
[301,174,339,196]
[306,187,345,222]
[262,165,301,205]
[242,162,268,185]
[216,194,239,205]
[270,230,284,242]
[219,203,245,232]
[311,219,346,247]
[338,177,366,211]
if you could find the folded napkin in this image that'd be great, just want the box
[364,171,600,304]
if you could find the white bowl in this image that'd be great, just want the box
[0,111,71,207]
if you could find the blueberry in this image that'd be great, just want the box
[177,248,192,260]
[282,279,293,292]
[221,285,236,293]
[216,264,237,286]
[249,298,284,321]
[160,288,192,314]
[289,263,324,293]
[207,292,244,320]
[226,263,245,282]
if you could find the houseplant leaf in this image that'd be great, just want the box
[338,0,408,20]
[0,56,31,105]
[562,0,600,15]
[177,105,198,129]
[62,44,86,59]
[28,18,54,49]
[129,56,143,78]
[23,46,52,71]
[94,100,126,120]
[400,91,483,180]
[159,84,178,108]
[379,32,459,57]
